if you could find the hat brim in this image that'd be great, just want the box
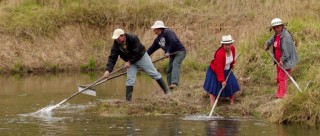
[220,40,234,44]
[112,35,119,39]
[112,33,124,39]
[268,22,288,28]
[151,26,168,29]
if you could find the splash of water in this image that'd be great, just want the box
[19,100,91,122]
[32,98,67,117]
[19,99,66,119]
[18,103,70,122]
[35,105,59,116]
[182,115,224,121]
[19,105,59,119]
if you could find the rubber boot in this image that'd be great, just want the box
[156,78,171,95]
[126,86,133,101]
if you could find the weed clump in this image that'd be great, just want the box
[258,90,320,126]
[86,86,209,117]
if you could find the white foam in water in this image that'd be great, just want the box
[18,101,93,123]
[20,102,91,117]
[19,104,60,119]
[18,103,75,122]
[35,105,59,116]
[182,115,224,121]
[32,98,68,115]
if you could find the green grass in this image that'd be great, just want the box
[259,90,320,126]
[80,57,96,72]
[11,62,26,74]
[1,0,179,37]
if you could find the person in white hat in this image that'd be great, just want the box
[103,28,170,101]
[147,20,187,89]
[265,18,298,99]
[203,35,240,105]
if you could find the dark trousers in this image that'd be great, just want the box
[167,51,186,85]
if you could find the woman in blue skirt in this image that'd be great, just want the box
[203,35,240,105]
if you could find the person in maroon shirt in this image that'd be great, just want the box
[265,18,298,99]
[203,35,240,106]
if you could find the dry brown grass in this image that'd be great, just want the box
[0,0,319,75]
[86,81,210,117]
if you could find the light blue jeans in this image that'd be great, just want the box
[126,53,162,86]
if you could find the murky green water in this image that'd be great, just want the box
[0,72,319,135]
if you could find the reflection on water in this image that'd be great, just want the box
[207,119,240,136]
[0,73,320,135]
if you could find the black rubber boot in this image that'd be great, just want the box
[156,78,171,95]
[126,86,133,101]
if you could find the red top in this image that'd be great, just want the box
[274,34,282,61]
[210,45,236,82]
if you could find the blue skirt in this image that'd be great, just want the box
[203,67,240,97]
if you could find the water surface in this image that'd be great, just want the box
[0,73,319,135]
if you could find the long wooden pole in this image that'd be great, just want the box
[209,53,240,116]
[267,50,302,92]
[47,66,126,110]
[208,70,233,116]
[47,52,180,111]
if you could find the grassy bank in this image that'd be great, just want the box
[0,0,319,126]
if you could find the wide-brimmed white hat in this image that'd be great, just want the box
[151,20,167,29]
[112,28,125,39]
[270,18,287,27]
[220,35,234,44]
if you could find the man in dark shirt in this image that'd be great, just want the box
[103,28,170,101]
[147,21,187,89]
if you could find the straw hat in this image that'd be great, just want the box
[151,20,168,29]
[112,28,125,39]
[270,18,287,27]
[220,35,234,44]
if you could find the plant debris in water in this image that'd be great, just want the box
[86,88,209,117]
